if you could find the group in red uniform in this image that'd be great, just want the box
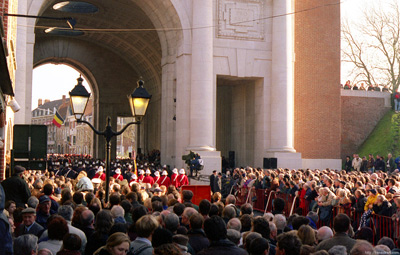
[126,167,189,189]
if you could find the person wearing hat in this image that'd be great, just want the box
[153,171,161,186]
[138,169,145,183]
[159,171,171,187]
[129,174,138,186]
[113,168,124,181]
[1,165,31,208]
[143,169,155,185]
[177,169,189,188]
[94,166,106,181]
[16,207,44,237]
[171,168,179,188]
[36,195,52,229]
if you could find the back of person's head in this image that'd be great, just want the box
[300,245,315,255]
[182,190,194,201]
[58,205,74,221]
[199,199,211,215]
[333,214,350,233]
[240,214,253,232]
[173,203,185,216]
[297,225,316,246]
[37,248,52,255]
[226,194,236,205]
[120,200,133,215]
[73,191,84,205]
[240,203,253,215]
[14,234,38,255]
[63,233,82,251]
[95,209,114,234]
[252,216,270,239]
[222,205,236,220]
[248,237,270,255]
[227,229,241,245]
[274,214,286,231]
[109,192,121,206]
[276,232,302,255]
[204,215,227,241]
[311,251,329,255]
[209,204,219,217]
[355,227,373,243]
[328,245,347,255]
[189,212,204,229]
[227,217,242,232]
[48,215,69,240]
[164,213,180,233]
[317,226,333,242]
[27,196,39,209]
[292,216,310,230]
[153,243,182,255]
[152,201,163,212]
[111,205,125,219]
[152,227,173,248]
[85,192,95,205]
[273,197,285,212]
[374,245,390,254]
[377,236,395,250]
[43,183,53,196]
[350,240,374,255]
[244,232,262,250]
[135,214,159,238]
[132,205,148,223]
[81,209,95,227]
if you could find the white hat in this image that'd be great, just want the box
[172,168,178,174]
[145,169,151,174]
[154,171,160,177]
[92,178,101,184]
[179,169,185,174]
[115,168,121,174]
[139,169,144,175]
[132,174,137,180]
[129,180,137,186]
[97,166,104,172]
[162,170,168,176]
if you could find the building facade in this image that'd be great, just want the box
[14,0,341,174]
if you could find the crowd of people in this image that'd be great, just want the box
[1,153,400,255]
[341,80,391,92]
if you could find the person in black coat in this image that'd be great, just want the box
[187,213,210,254]
[353,190,367,214]
[1,165,31,208]
[344,156,352,172]
[197,216,247,255]
[373,195,392,216]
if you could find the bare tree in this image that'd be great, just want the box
[342,0,400,93]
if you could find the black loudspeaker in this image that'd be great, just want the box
[228,151,235,168]
[263,158,277,169]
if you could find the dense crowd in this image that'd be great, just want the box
[1,154,400,255]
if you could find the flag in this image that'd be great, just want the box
[52,110,64,128]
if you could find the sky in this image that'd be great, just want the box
[32,64,90,109]
[32,0,395,109]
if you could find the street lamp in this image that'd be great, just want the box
[69,77,151,203]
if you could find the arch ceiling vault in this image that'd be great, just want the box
[31,0,185,158]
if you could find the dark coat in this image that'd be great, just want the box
[316,232,356,254]
[85,232,108,255]
[17,221,44,237]
[187,229,210,254]
[0,184,12,255]
[373,200,392,216]
[1,175,31,208]
[354,195,367,214]
[197,239,248,255]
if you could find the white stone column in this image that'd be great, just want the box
[270,0,295,152]
[188,0,214,151]
[267,0,302,169]
[186,0,221,175]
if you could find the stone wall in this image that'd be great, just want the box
[341,90,391,159]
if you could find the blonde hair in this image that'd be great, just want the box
[297,225,316,246]
[94,232,130,255]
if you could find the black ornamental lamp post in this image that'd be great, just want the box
[69,76,151,203]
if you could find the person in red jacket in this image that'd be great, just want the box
[113,168,123,181]
[143,169,154,185]
[171,168,179,188]
[93,166,106,181]
[177,168,189,188]
[153,171,161,185]
[129,174,138,186]
[138,169,145,183]
[159,170,170,187]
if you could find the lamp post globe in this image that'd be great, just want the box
[128,79,152,121]
[69,76,90,120]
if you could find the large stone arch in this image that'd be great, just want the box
[14,0,189,164]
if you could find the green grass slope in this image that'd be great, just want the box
[357,110,400,158]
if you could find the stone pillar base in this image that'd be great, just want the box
[302,159,342,170]
[186,150,221,176]
[265,151,302,169]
